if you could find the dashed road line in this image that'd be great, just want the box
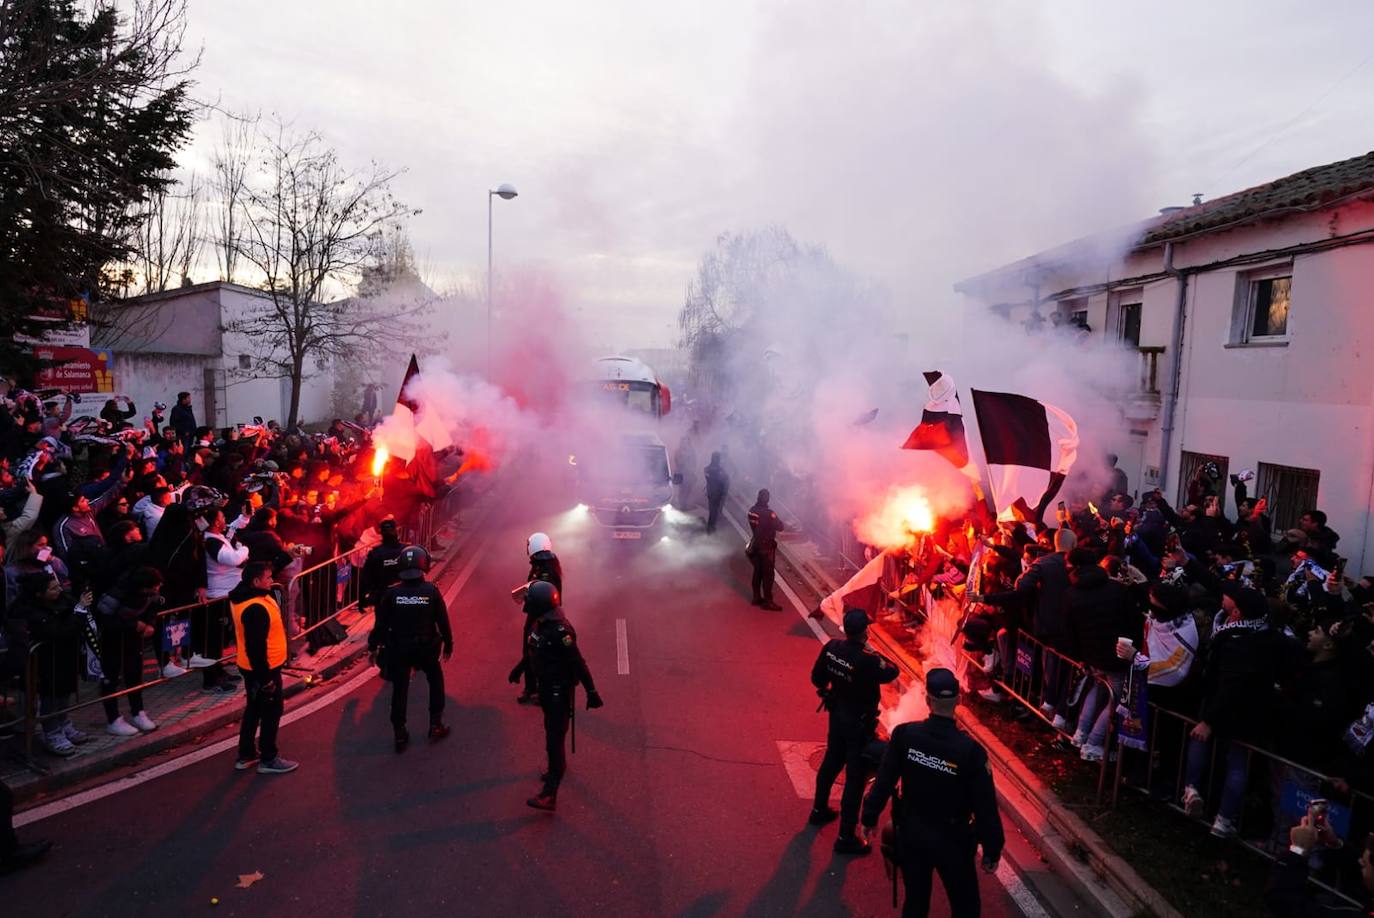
[616,618,630,675]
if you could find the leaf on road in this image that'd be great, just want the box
[236,871,265,889]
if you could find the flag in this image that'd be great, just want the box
[817,550,900,630]
[902,371,969,467]
[970,389,1079,524]
[388,354,452,464]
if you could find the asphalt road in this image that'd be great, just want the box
[7,478,1056,917]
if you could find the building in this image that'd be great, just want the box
[956,151,1374,571]
[92,281,335,429]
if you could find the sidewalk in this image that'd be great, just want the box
[722,487,1181,918]
[2,475,500,808]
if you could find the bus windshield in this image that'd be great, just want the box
[596,380,659,416]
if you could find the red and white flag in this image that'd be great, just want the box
[970,389,1079,524]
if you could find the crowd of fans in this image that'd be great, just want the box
[0,386,453,758]
[865,460,1372,854]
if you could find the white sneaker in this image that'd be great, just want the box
[1210,815,1237,839]
[1182,785,1205,818]
[106,716,140,737]
[1070,731,1087,748]
[187,654,217,669]
[1080,744,1105,763]
[977,688,1005,702]
[161,661,188,678]
[130,711,158,732]
[1040,702,1056,717]
[62,722,92,744]
[1051,715,1068,731]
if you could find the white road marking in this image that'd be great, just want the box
[721,507,829,641]
[18,532,494,829]
[616,618,630,675]
[996,859,1053,918]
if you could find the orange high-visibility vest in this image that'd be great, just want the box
[230,592,288,672]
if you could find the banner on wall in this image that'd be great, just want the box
[33,346,114,394]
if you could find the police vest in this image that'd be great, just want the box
[231,592,288,672]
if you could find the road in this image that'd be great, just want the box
[7,475,1063,917]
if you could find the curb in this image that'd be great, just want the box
[760,512,1180,918]
[11,484,498,809]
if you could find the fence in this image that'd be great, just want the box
[1112,701,1374,906]
[1,544,366,776]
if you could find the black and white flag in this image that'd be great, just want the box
[970,389,1079,524]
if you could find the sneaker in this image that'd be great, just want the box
[1070,731,1087,749]
[1039,702,1056,717]
[43,732,78,758]
[808,806,839,826]
[526,792,557,811]
[161,661,188,678]
[106,716,140,737]
[833,834,872,856]
[761,601,783,611]
[234,755,260,771]
[1051,715,1068,731]
[61,722,91,745]
[257,756,299,775]
[201,683,236,696]
[1182,785,1205,818]
[977,688,1005,703]
[130,711,157,732]
[1210,815,1237,839]
[1080,744,1105,763]
[428,723,451,742]
[187,654,217,669]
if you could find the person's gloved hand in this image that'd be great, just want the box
[586,691,604,710]
[508,663,522,684]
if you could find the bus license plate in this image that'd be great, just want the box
[613,530,642,540]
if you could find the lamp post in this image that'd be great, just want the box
[487,183,518,380]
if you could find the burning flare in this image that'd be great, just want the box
[856,485,936,549]
[371,445,389,478]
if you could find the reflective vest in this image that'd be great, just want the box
[231,592,288,672]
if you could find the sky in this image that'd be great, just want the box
[178,0,1374,352]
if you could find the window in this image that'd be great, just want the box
[1176,450,1228,508]
[1232,266,1292,344]
[1117,303,1142,346]
[1255,462,1320,533]
[238,354,252,370]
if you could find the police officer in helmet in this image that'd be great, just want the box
[524,580,602,811]
[361,517,405,609]
[508,532,564,705]
[811,607,900,853]
[747,489,786,610]
[861,668,1004,918]
[368,545,453,752]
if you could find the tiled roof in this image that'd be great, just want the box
[1137,151,1374,246]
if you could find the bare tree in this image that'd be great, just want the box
[224,121,426,427]
[131,170,204,294]
[209,110,257,284]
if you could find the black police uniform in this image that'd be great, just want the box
[747,500,784,606]
[370,578,453,733]
[812,636,899,838]
[861,712,1004,918]
[361,538,406,607]
[510,551,565,700]
[528,610,598,796]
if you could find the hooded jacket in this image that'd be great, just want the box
[1063,565,1138,673]
[1197,612,1300,743]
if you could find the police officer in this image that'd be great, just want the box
[747,488,785,610]
[369,545,453,752]
[361,517,405,608]
[524,581,602,811]
[811,608,900,853]
[509,532,565,704]
[860,668,1004,918]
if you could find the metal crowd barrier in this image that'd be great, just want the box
[963,630,1119,804]
[1113,701,1374,906]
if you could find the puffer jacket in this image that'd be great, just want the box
[1062,565,1138,673]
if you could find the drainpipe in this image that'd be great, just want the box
[1157,242,1189,496]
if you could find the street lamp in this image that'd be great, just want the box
[487,183,519,380]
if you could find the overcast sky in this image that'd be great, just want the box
[180,1,1374,351]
